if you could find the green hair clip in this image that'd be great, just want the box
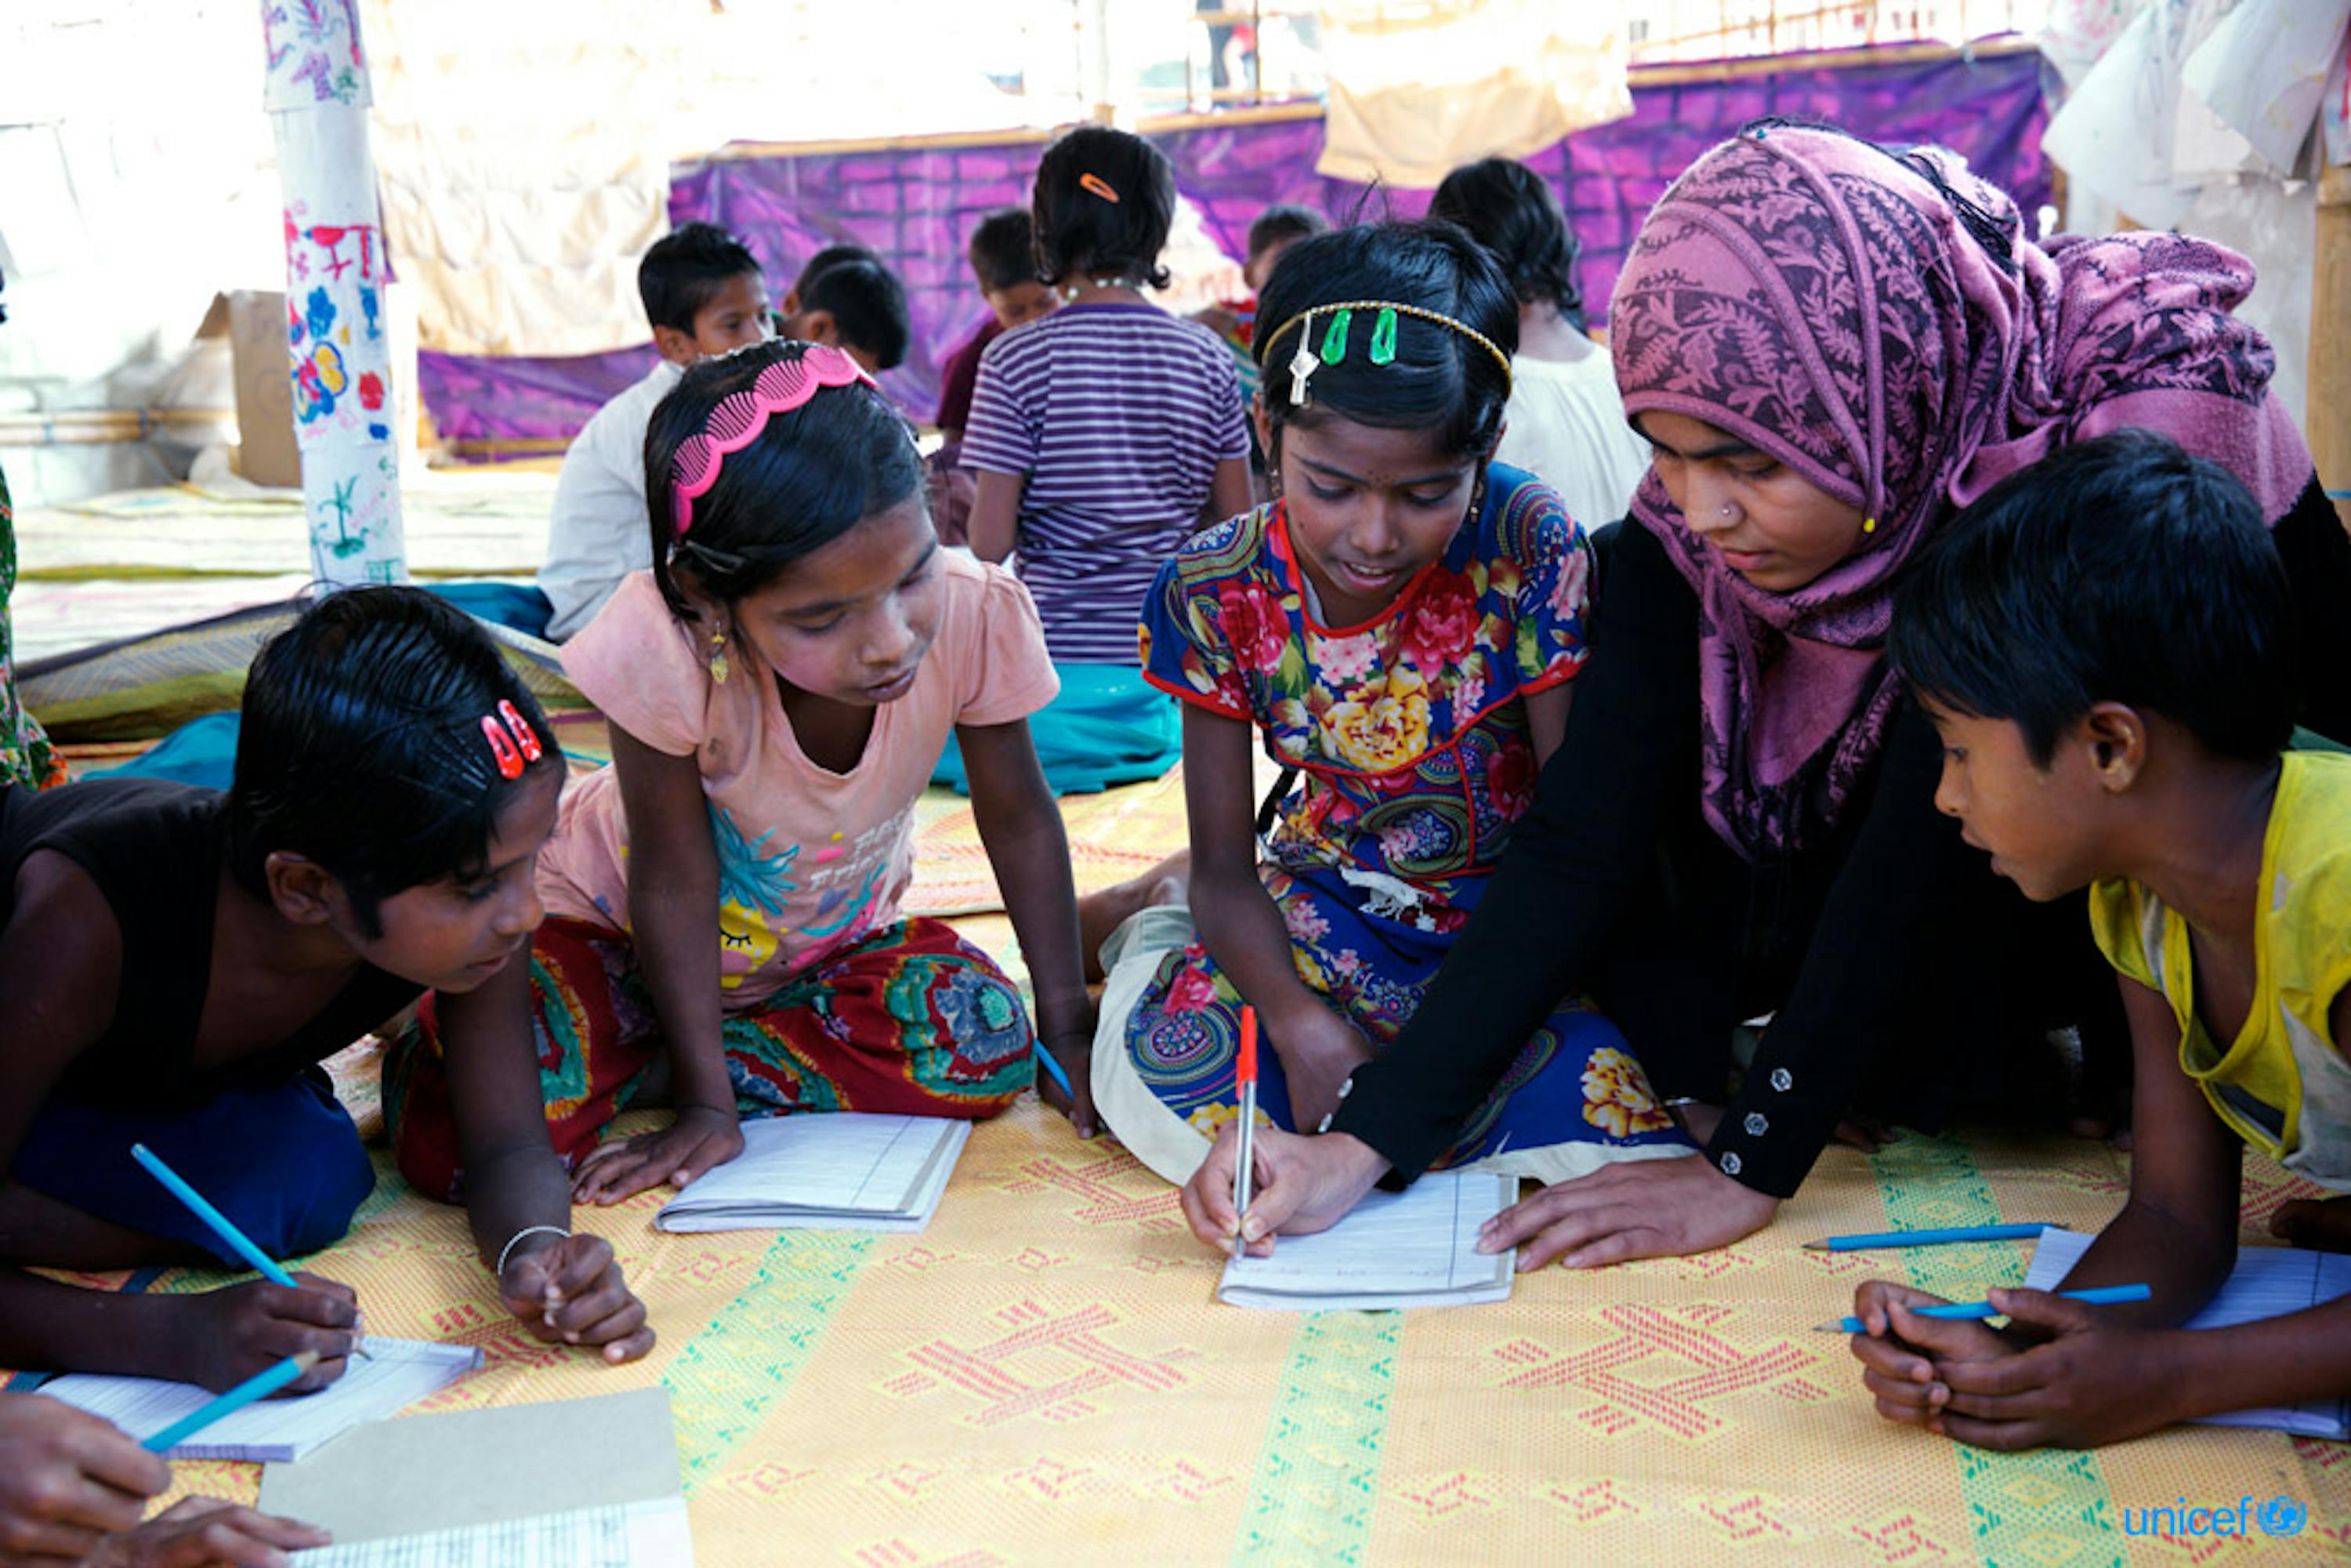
[1319,308,1353,365]
[1367,307,1398,365]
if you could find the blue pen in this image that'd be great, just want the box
[1819,1281,2150,1333]
[131,1145,369,1360]
[140,1350,318,1453]
[1803,1222,2050,1252]
[1034,1043,1074,1099]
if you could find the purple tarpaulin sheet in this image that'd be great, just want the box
[421,43,2048,444]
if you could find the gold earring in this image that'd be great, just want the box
[708,619,730,684]
[1862,516,1878,535]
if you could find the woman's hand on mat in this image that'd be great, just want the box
[570,1105,745,1204]
[89,1497,329,1568]
[498,1232,656,1365]
[1478,1155,1777,1269]
[0,1396,167,1561]
[1036,1030,1099,1139]
[1848,1280,2015,1431]
[1181,1127,1390,1255]
[1919,1289,2186,1450]
[188,1276,360,1393]
[1270,1008,1374,1134]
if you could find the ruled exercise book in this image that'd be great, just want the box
[39,1338,481,1462]
[1219,1169,1516,1309]
[653,1112,970,1233]
[2025,1226,2351,1439]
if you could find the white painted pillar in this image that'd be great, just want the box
[261,0,406,585]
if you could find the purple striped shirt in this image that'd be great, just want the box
[961,303,1249,664]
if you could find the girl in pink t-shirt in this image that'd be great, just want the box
[389,340,1096,1204]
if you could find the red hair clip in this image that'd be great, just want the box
[480,701,543,781]
[1078,172,1121,203]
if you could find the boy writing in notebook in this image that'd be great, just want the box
[1849,431,2351,1450]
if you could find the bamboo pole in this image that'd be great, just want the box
[2315,165,2351,533]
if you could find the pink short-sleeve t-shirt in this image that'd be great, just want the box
[538,552,1059,1007]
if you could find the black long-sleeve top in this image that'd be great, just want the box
[1331,476,2351,1199]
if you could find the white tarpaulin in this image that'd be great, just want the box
[1314,0,1632,186]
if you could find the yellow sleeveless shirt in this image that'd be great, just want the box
[2088,750,2351,1190]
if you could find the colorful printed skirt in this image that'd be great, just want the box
[1091,862,1694,1186]
[385,914,1035,1202]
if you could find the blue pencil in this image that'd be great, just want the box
[140,1350,317,1452]
[1803,1222,2050,1252]
[1818,1282,2150,1333]
[132,1144,371,1361]
[130,1144,298,1287]
[1034,1044,1074,1098]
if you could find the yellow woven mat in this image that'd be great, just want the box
[110,1093,2346,1566]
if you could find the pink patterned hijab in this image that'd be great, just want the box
[1610,124,2311,860]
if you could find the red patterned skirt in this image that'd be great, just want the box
[385,914,1033,1200]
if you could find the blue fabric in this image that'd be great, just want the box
[93,711,241,790]
[932,663,1181,797]
[13,1073,373,1264]
[427,581,554,640]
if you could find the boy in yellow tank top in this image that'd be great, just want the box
[1844,430,2351,1450]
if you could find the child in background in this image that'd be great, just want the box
[0,588,652,1392]
[1428,158,1647,531]
[1098,222,1689,1197]
[958,125,1253,795]
[540,223,773,642]
[1197,205,1330,483]
[1851,432,2351,1450]
[928,208,1060,547]
[778,249,911,377]
[936,209,1059,444]
[389,339,1099,1207]
[0,1392,327,1561]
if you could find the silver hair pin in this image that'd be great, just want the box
[1288,308,1319,406]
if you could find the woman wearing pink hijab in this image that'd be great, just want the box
[1176,121,2351,1267]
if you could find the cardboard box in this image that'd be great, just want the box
[224,289,300,487]
[202,284,422,489]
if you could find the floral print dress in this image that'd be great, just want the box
[0,462,63,792]
[1092,465,1688,1186]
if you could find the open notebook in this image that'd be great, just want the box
[654,1113,970,1233]
[2025,1226,2351,1439]
[38,1338,481,1462]
[1219,1170,1516,1310]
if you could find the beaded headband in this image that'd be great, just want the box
[1257,300,1514,407]
[480,699,544,781]
[669,343,879,537]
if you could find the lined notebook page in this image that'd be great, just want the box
[654,1114,969,1233]
[39,1338,482,1461]
[2026,1227,2351,1438]
[290,1497,693,1566]
[1219,1171,1516,1310]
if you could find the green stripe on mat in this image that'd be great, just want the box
[1868,1133,2125,1568]
[1230,1309,1400,1566]
[662,1231,876,1493]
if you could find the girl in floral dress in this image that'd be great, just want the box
[1091,223,1690,1186]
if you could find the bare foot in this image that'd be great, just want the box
[2271,1196,2351,1253]
[1076,852,1190,984]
